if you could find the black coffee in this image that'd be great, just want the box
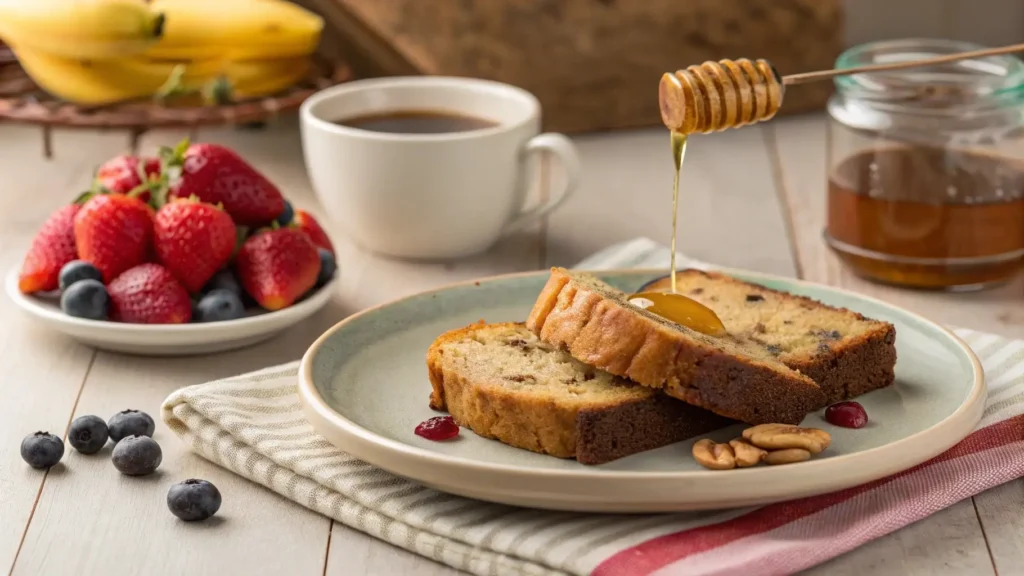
[334,110,497,134]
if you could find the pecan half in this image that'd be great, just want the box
[692,439,736,470]
[729,438,767,467]
[742,424,831,454]
[764,448,812,465]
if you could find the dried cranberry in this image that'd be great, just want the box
[825,401,868,429]
[415,416,460,441]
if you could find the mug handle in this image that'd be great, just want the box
[501,132,581,235]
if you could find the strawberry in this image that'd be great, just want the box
[94,154,162,201]
[107,263,192,324]
[74,193,155,283]
[162,139,284,226]
[293,210,334,255]
[18,204,80,293]
[154,197,237,293]
[235,228,320,311]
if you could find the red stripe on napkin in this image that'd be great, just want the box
[593,414,1024,576]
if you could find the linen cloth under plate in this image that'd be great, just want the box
[161,237,1024,576]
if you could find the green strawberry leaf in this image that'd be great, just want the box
[232,226,250,258]
[72,190,96,205]
[158,137,190,171]
[75,179,116,204]
[173,137,190,158]
[152,137,191,209]
[148,174,173,210]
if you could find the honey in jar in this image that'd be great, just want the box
[825,39,1024,290]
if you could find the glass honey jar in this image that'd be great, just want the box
[825,39,1024,290]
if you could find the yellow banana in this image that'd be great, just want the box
[0,0,165,60]
[219,57,312,99]
[12,47,220,105]
[145,0,323,60]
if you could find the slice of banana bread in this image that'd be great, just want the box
[526,268,826,425]
[640,270,897,405]
[427,322,732,465]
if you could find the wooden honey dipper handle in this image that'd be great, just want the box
[660,42,1024,133]
[783,41,1024,85]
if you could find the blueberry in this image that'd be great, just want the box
[167,479,222,521]
[195,289,245,322]
[111,435,162,476]
[58,260,103,291]
[107,409,155,443]
[315,248,336,288]
[20,431,64,469]
[202,269,242,299]
[68,415,109,454]
[275,200,294,226]
[60,279,109,320]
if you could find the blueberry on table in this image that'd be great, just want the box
[60,279,109,320]
[315,248,336,288]
[68,415,109,454]
[203,269,243,299]
[167,479,222,521]
[107,409,155,443]
[195,289,245,322]
[21,431,64,469]
[275,200,294,227]
[111,435,162,476]
[58,260,102,291]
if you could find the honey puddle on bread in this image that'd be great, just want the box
[627,130,727,337]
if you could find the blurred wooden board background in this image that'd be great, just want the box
[299,0,843,133]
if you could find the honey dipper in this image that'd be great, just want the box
[659,42,1024,134]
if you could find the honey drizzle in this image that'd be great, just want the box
[669,130,688,294]
[623,128,727,338]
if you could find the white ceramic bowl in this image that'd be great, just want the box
[6,268,335,356]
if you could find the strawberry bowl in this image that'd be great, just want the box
[10,138,340,356]
[5,268,336,356]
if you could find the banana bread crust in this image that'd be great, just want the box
[427,322,731,465]
[526,268,827,425]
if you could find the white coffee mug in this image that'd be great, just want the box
[299,76,580,259]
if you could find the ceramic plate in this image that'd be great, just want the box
[6,268,335,356]
[298,268,984,513]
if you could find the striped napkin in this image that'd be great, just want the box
[161,237,1024,576]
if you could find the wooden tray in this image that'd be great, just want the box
[0,46,352,156]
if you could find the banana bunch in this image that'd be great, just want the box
[0,0,323,106]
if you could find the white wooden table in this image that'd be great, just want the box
[0,113,1021,576]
